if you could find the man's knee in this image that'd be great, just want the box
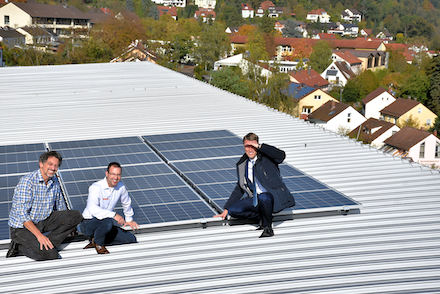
[23,246,60,261]
[258,193,274,205]
[100,218,114,231]
[65,210,83,226]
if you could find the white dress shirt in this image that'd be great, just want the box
[82,178,134,222]
[248,158,267,195]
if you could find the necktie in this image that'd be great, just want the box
[250,160,258,207]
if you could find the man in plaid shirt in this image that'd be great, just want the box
[7,151,83,261]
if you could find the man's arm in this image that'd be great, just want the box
[259,143,286,164]
[119,186,138,230]
[86,185,118,221]
[214,183,243,219]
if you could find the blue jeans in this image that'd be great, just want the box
[228,192,274,227]
[80,217,137,246]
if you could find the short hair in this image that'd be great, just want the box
[39,151,62,166]
[107,162,122,172]
[243,132,259,143]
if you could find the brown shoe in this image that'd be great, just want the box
[83,240,96,249]
[95,245,110,254]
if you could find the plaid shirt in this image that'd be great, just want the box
[8,169,66,228]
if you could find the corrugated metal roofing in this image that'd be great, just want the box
[1,62,440,293]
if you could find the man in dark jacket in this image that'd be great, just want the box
[215,133,295,237]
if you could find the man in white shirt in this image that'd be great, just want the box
[80,162,138,254]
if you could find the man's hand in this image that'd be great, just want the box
[214,209,228,220]
[37,234,54,251]
[114,213,126,226]
[125,221,139,230]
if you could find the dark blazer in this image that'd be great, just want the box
[224,143,295,213]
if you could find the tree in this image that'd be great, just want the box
[210,67,249,97]
[260,72,293,113]
[308,41,332,73]
[427,56,440,116]
[388,50,408,73]
[398,71,429,104]
[194,22,230,71]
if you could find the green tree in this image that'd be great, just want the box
[308,41,332,73]
[194,22,230,71]
[427,56,440,116]
[260,72,293,112]
[398,71,429,104]
[210,67,250,97]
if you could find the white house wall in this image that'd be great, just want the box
[364,92,396,119]
[371,125,400,148]
[0,62,440,293]
[408,134,440,168]
[0,3,32,27]
[324,106,366,133]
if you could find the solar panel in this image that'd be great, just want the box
[145,130,359,214]
[0,143,47,240]
[53,135,218,226]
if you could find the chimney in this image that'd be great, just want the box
[308,67,311,75]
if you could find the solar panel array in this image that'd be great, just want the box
[145,130,359,214]
[0,143,47,240]
[0,130,359,241]
[50,137,217,226]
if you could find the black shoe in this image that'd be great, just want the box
[6,241,19,258]
[259,227,274,238]
[256,225,264,230]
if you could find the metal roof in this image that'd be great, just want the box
[0,62,440,293]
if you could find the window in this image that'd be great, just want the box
[367,56,373,68]
[418,107,422,113]
[302,107,312,114]
[347,112,351,123]
[314,95,321,100]
[419,142,425,158]
[436,142,440,158]
[4,15,9,25]
[427,119,431,126]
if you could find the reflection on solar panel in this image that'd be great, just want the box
[0,143,47,240]
[145,130,359,214]
[52,137,217,226]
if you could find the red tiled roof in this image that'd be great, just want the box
[361,28,373,36]
[348,118,397,143]
[308,100,348,122]
[241,3,253,10]
[195,9,216,18]
[333,50,362,65]
[362,87,391,104]
[329,38,384,50]
[260,1,275,10]
[289,68,329,88]
[274,37,317,58]
[157,6,177,17]
[384,127,432,151]
[385,43,414,62]
[308,8,327,15]
[230,34,248,44]
[318,33,336,40]
[380,98,419,118]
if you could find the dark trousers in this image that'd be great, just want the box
[228,192,274,227]
[80,217,137,246]
[10,210,83,261]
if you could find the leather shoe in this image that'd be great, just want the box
[259,227,274,238]
[83,240,96,249]
[256,225,264,230]
[95,245,110,254]
[6,241,19,258]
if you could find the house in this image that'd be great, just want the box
[286,83,337,118]
[16,26,52,47]
[321,61,356,88]
[225,26,238,34]
[0,2,97,38]
[306,9,330,23]
[316,33,336,40]
[255,1,274,17]
[331,50,362,74]
[241,3,254,18]
[308,100,366,134]
[157,6,178,20]
[362,87,396,119]
[195,0,216,9]
[329,38,386,51]
[150,0,186,7]
[289,68,329,90]
[360,28,373,37]
[327,23,359,37]
[194,8,216,22]
[380,98,437,130]
[0,26,24,47]
[274,20,286,33]
[382,127,440,168]
[385,43,414,64]
[376,29,393,41]
[340,8,362,23]
[213,53,272,79]
[110,40,157,63]
[340,49,388,71]
[349,118,400,148]
[229,34,247,53]
[274,37,317,61]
